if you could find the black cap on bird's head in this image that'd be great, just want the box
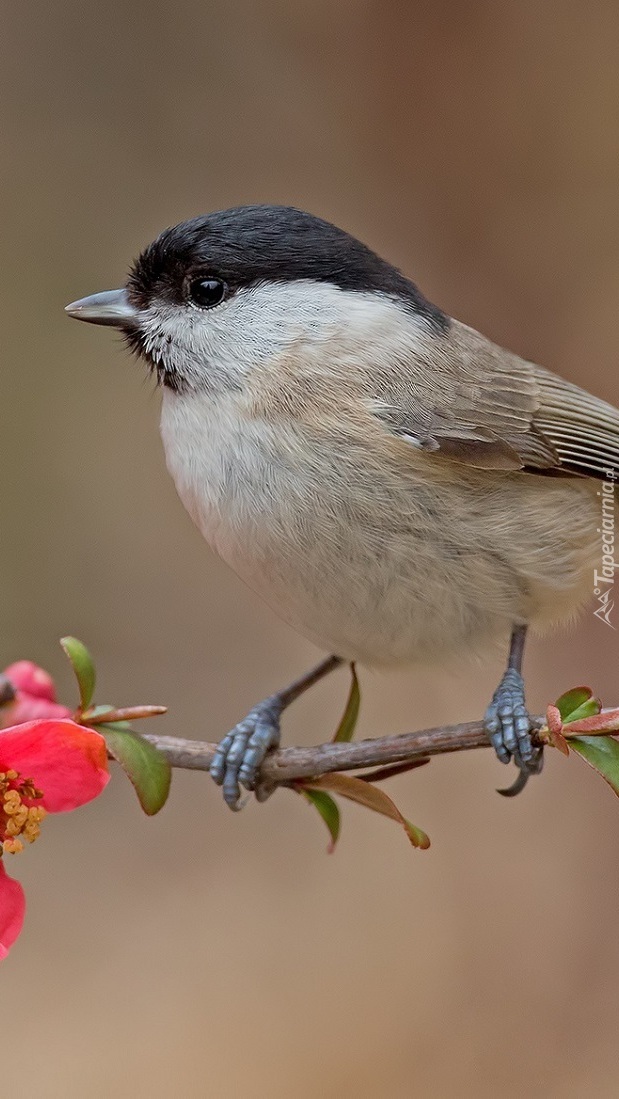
[65,204,447,332]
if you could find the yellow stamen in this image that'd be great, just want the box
[12,806,28,828]
[3,838,23,855]
[0,771,46,854]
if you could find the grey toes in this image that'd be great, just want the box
[484,668,542,782]
[210,701,282,811]
[238,714,280,788]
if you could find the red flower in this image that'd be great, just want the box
[0,719,109,958]
[0,660,72,729]
[0,864,25,958]
[3,661,58,703]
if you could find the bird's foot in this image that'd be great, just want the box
[484,668,543,795]
[210,696,283,811]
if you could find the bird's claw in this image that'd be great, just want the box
[484,668,543,791]
[210,698,283,811]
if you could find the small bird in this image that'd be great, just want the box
[66,205,617,808]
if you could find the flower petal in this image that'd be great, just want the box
[4,661,57,702]
[0,721,109,812]
[0,862,26,959]
[0,696,72,730]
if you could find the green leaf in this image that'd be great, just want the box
[304,773,430,850]
[563,710,619,735]
[98,725,171,814]
[302,788,340,852]
[404,819,432,849]
[83,704,116,721]
[332,664,360,742]
[60,636,96,712]
[570,735,619,797]
[356,758,431,783]
[555,687,595,723]
[564,699,602,723]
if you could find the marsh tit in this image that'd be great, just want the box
[66,205,617,808]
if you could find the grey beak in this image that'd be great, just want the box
[64,289,139,327]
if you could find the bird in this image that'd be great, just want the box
[65,204,617,809]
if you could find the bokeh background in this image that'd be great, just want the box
[3,3,619,1095]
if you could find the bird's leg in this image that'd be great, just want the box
[210,655,343,811]
[484,624,543,796]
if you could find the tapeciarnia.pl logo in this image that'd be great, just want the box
[593,469,617,628]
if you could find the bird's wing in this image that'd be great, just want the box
[374,319,619,480]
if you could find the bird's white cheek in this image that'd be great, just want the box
[143,281,415,394]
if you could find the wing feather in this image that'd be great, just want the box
[375,318,619,481]
[532,367,619,477]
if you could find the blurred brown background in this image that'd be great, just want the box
[2,2,619,1096]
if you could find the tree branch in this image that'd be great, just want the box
[140,713,549,784]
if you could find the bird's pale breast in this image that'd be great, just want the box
[160,386,600,666]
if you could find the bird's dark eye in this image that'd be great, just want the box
[187,277,227,309]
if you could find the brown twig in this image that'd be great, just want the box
[140,713,551,784]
